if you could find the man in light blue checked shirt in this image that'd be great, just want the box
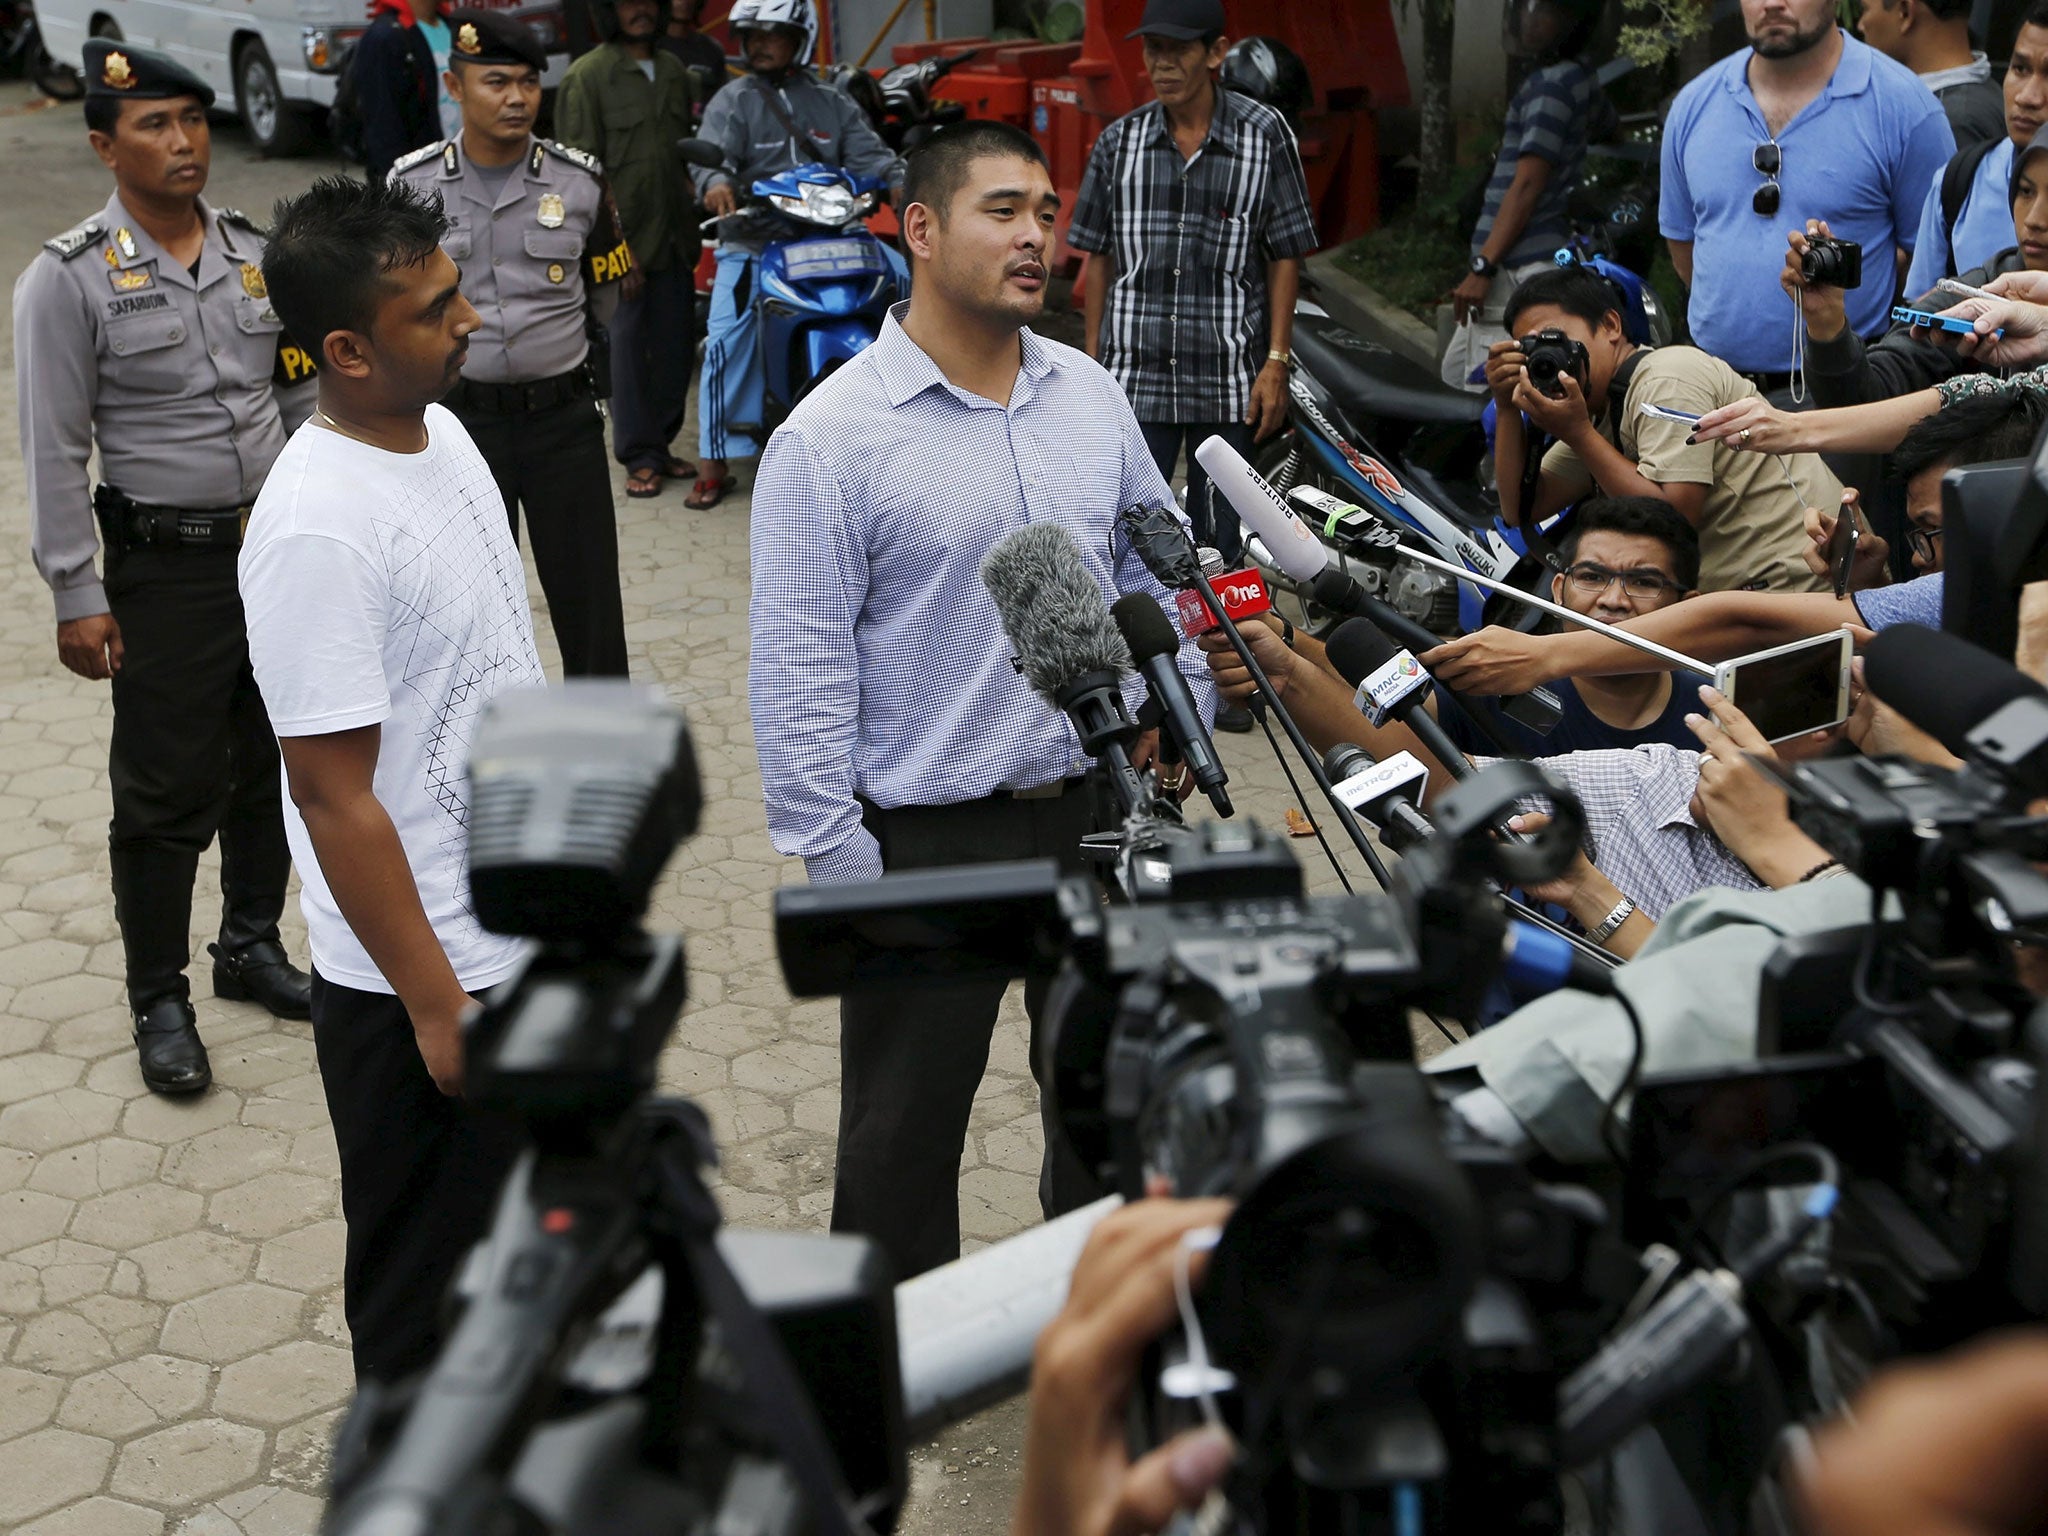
[748,120,1216,1279]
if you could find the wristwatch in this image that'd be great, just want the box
[1590,895,1637,944]
[1470,254,1499,279]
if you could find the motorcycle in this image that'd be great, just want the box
[826,46,979,152]
[1256,287,1552,637]
[678,141,908,445]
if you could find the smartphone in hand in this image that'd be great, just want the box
[1825,503,1859,599]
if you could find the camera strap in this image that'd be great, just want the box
[652,1135,876,1536]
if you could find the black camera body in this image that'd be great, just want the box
[1517,328,1590,399]
[1801,236,1864,289]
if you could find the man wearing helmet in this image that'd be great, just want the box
[684,0,902,508]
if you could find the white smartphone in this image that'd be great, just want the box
[1638,402,1703,425]
[1712,630,1854,744]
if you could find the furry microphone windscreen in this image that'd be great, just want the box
[980,522,1133,702]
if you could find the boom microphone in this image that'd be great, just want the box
[1110,593,1232,817]
[1324,619,1479,782]
[980,523,1146,813]
[1865,623,2048,797]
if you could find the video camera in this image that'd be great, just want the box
[321,684,907,1536]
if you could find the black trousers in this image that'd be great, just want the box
[607,261,697,474]
[310,973,522,1383]
[103,543,290,1008]
[830,789,1106,1282]
[455,396,630,679]
[1140,419,1256,566]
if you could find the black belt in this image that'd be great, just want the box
[93,485,250,553]
[447,367,594,416]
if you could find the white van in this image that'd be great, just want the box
[35,0,570,156]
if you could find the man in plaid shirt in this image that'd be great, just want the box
[1068,0,1317,623]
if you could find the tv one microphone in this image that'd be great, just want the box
[1110,592,1233,818]
[980,522,1147,814]
[1865,623,2048,798]
[1323,618,1479,782]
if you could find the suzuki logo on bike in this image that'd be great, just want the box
[1337,445,1407,505]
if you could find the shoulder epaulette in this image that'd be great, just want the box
[538,137,602,177]
[215,206,261,232]
[43,217,106,261]
[389,140,448,177]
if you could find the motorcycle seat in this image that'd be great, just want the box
[1292,311,1486,429]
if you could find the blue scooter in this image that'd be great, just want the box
[679,141,908,444]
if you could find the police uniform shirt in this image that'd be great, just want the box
[14,194,318,622]
[390,136,633,386]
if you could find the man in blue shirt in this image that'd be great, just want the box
[1903,4,2048,294]
[1436,496,1716,758]
[1660,0,1954,380]
[748,121,1213,1280]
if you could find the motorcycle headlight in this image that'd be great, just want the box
[802,182,858,223]
[770,193,812,220]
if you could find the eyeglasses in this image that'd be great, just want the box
[1907,525,1944,562]
[1753,141,1782,217]
[1563,562,1684,600]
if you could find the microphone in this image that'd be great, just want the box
[980,523,1146,814]
[1865,623,2048,797]
[1110,593,1233,817]
[1323,743,1435,850]
[1323,618,1479,781]
[1195,434,1332,582]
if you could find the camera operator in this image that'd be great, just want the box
[1009,1197,1237,1536]
[1434,389,2047,700]
[1792,131,2048,407]
[747,121,1213,1283]
[1490,265,1839,594]
[1801,1332,2048,1536]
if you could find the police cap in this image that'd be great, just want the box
[83,39,216,106]
[447,9,547,72]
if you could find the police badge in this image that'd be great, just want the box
[546,262,565,284]
[240,262,267,298]
[115,227,137,260]
[103,51,135,89]
[537,193,566,229]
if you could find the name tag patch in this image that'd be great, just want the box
[106,292,171,317]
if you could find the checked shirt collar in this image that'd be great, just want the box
[869,300,1061,412]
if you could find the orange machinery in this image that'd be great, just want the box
[883,0,1408,273]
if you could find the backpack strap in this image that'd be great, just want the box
[1939,137,2000,279]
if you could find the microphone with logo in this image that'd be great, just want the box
[1323,618,1480,783]
[1110,592,1233,817]
[980,522,1148,815]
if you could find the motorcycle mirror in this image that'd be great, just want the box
[676,137,727,170]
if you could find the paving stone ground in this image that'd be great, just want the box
[0,81,1378,1534]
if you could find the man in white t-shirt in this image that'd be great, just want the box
[243,174,546,1383]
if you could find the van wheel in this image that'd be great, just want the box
[236,40,309,157]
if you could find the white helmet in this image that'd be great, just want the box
[729,0,818,65]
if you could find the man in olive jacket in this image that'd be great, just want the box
[555,0,700,497]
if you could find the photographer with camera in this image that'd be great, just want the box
[1794,132,2048,408]
[1490,265,1839,594]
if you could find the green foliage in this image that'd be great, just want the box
[1615,0,1712,69]
[1331,136,1494,321]
[995,0,1083,43]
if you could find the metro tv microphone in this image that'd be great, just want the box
[980,523,1147,814]
[1324,618,1479,782]
[1110,592,1233,817]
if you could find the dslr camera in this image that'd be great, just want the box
[1517,328,1590,399]
[1800,236,1863,289]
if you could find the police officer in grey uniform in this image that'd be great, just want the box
[16,42,318,1095]
[390,9,634,677]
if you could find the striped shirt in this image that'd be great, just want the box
[748,303,1217,886]
[1478,744,1764,918]
[1067,87,1319,423]
[1474,60,1600,269]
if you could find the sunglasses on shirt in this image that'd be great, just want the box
[1754,141,1782,217]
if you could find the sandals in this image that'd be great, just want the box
[626,466,664,499]
[662,454,697,479]
[684,472,738,510]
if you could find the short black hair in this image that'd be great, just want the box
[2025,0,2048,31]
[1892,389,2048,483]
[1503,264,1623,336]
[263,175,450,359]
[902,119,1050,225]
[1557,494,1702,590]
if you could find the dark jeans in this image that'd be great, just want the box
[608,260,697,474]
[454,395,629,678]
[831,789,1106,1282]
[1140,420,1256,566]
[310,973,522,1383]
